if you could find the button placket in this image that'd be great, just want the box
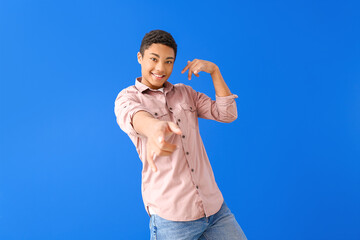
[184,150,194,174]
[177,115,197,192]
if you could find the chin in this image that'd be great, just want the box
[151,78,167,87]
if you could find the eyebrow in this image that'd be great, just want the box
[150,53,175,60]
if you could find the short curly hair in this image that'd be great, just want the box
[139,30,177,59]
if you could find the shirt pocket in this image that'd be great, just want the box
[180,103,198,129]
[151,108,170,121]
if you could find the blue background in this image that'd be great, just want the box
[1,0,359,239]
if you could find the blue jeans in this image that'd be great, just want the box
[149,202,247,240]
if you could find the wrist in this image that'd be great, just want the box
[144,119,163,138]
[210,65,220,76]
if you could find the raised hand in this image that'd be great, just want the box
[181,59,219,80]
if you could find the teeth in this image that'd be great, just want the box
[152,73,164,78]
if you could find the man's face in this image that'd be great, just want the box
[137,43,175,89]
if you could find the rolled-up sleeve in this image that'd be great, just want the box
[214,94,238,122]
[191,86,238,123]
[114,89,151,137]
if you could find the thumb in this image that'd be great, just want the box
[146,149,158,172]
[158,135,165,144]
[167,122,182,135]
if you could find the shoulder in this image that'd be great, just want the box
[115,85,140,102]
[173,83,197,94]
[172,83,201,105]
[117,85,138,96]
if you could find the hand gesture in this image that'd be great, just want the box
[181,59,219,80]
[146,121,182,172]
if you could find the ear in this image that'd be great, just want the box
[137,52,142,64]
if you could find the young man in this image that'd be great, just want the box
[114,30,247,240]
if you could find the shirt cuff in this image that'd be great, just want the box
[215,94,238,105]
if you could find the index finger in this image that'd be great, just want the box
[181,63,190,74]
[147,151,158,172]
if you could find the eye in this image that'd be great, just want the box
[166,61,173,64]
[150,58,157,62]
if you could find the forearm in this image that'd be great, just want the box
[132,110,181,172]
[210,66,231,97]
[132,111,160,137]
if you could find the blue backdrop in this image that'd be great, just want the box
[1,0,359,239]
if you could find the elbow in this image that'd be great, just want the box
[223,103,238,123]
[220,111,238,123]
[225,105,238,123]
[213,103,238,123]
[224,115,238,123]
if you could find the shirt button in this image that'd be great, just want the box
[177,119,181,122]
[169,107,173,111]
[191,168,194,172]
[182,135,185,139]
[154,112,158,116]
[186,152,189,155]
[196,185,199,189]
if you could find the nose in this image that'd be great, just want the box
[155,62,165,73]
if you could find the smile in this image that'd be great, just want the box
[151,73,165,79]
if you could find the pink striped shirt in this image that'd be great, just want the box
[114,77,238,221]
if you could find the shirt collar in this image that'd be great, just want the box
[135,77,174,94]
